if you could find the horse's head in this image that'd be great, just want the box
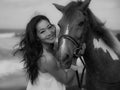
[54,0,91,68]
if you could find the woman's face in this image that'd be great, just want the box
[37,20,56,44]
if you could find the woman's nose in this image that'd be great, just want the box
[46,30,52,37]
[47,29,54,34]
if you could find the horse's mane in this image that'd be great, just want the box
[85,8,120,55]
[86,9,113,45]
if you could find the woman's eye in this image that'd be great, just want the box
[39,30,45,34]
[48,25,53,29]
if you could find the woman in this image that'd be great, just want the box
[14,15,76,90]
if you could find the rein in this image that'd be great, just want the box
[59,34,86,89]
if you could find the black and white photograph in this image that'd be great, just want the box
[0,0,120,90]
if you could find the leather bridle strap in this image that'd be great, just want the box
[59,34,86,89]
[59,35,79,47]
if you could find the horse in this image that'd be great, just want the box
[54,0,120,90]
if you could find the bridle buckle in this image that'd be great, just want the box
[74,43,86,58]
[74,47,82,57]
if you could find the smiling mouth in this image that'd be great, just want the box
[47,34,56,40]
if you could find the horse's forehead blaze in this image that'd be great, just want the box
[93,38,119,61]
[60,24,69,51]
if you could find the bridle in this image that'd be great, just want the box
[58,11,88,89]
[59,34,86,89]
[59,35,84,57]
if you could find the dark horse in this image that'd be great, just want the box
[54,0,120,90]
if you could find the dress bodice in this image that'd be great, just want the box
[26,71,66,90]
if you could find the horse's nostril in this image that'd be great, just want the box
[63,54,69,61]
[61,54,72,69]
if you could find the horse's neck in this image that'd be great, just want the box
[84,31,120,83]
[84,30,120,62]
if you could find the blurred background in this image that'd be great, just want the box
[0,0,120,90]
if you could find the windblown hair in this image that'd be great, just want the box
[14,15,50,84]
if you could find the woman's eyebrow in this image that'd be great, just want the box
[40,24,51,30]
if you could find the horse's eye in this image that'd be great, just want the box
[78,21,84,26]
[58,23,61,28]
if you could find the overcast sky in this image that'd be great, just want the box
[0,0,120,30]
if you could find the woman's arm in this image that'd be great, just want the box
[43,56,76,85]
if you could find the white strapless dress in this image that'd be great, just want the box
[26,71,66,90]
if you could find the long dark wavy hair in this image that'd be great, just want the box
[14,15,50,84]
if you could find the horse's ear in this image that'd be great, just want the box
[80,0,91,10]
[53,3,64,13]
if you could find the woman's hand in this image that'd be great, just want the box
[70,64,79,71]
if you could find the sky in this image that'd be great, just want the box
[0,0,120,30]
